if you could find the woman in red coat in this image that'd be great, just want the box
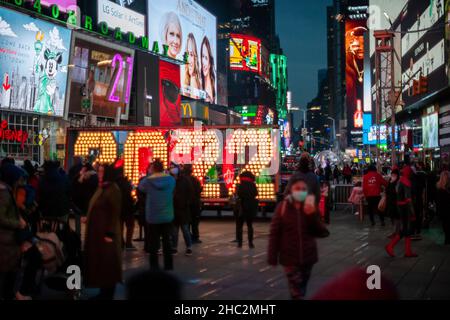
[268,176,329,300]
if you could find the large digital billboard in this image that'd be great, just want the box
[159,60,181,126]
[345,20,367,135]
[0,6,71,117]
[147,0,217,104]
[97,0,146,38]
[67,33,134,120]
[422,113,439,149]
[229,34,262,74]
[401,0,446,106]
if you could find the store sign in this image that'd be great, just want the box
[147,0,217,103]
[0,6,71,117]
[230,34,262,74]
[0,120,29,148]
[97,0,145,38]
[2,0,187,64]
[181,102,209,121]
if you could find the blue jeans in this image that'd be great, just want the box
[172,224,192,249]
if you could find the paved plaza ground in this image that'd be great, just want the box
[42,210,450,300]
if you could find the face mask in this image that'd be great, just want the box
[170,168,179,175]
[292,191,308,203]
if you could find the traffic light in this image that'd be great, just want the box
[412,79,420,96]
[419,76,428,94]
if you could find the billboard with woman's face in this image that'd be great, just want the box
[147,0,217,104]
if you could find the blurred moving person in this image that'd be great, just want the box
[268,176,329,300]
[386,168,400,238]
[385,166,418,258]
[115,163,136,251]
[84,164,122,300]
[184,165,203,244]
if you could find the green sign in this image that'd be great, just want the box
[235,105,258,117]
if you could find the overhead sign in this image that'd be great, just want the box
[0,119,29,149]
[97,0,146,38]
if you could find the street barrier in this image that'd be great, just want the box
[331,184,354,214]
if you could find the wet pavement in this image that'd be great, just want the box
[41,210,450,300]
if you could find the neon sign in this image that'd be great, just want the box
[106,53,134,103]
[0,120,29,149]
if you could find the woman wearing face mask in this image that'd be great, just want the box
[268,176,329,300]
[386,168,400,238]
[170,164,194,256]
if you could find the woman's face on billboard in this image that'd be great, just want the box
[202,43,210,78]
[187,40,196,75]
[166,22,181,58]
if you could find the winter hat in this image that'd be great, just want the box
[0,164,26,187]
[311,267,398,300]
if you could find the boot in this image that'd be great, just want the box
[404,237,418,257]
[385,234,400,257]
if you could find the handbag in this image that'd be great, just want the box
[378,193,387,213]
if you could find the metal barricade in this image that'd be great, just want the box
[331,184,355,214]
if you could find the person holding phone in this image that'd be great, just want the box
[268,176,329,300]
[84,164,123,300]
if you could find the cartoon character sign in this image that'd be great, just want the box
[0,7,71,117]
[34,48,63,115]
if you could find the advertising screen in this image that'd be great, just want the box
[159,60,181,127]
[67,33,134,120]
[0,6,71,117]
[422,113,439,149]
[97,0,146,38]
[147,0,217,103]
[402,0,446,106]
[345,20,367,135]
[229,34,262,74]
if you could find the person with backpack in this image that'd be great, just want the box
[236,171,258,249]
[268,176,329,300]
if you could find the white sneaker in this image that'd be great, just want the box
[354,211,359,216]
[15,292,32,300]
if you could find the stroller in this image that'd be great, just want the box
[35,217,83,300]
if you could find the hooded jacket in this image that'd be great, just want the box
[138,173,175,224]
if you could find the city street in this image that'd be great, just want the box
[42,210,450,300]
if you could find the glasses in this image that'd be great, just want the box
[161,79,180,104]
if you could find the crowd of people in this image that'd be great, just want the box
[1,151,449,301]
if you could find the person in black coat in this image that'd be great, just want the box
[37,161,70,221]
[115,164,136,250]
[170,164,194,256]
[184,165,203,244]
[386,168,400,237]
[295,153,321,206]
[236,171,258,249]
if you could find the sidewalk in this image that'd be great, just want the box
[41,210,450,300]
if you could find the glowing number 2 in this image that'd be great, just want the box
[108,54,123,103]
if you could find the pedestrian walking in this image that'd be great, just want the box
[184,165,203,244]
[362,164,388,226]
[386,168,400,237]
[268,176,329,300]
[436,170,450,245]
[235,171,258,248]
[138,159,176,271]
[385,165,418,258]
[84,164,122,300]
[115,163,136,251]
[411,162,426,240]
[170,163,194,256]
[348,181,364,217]
[333,166,340,184]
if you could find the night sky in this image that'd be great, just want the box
[276,0,331,126]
